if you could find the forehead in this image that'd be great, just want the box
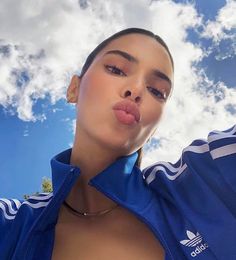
[96,33,173,78]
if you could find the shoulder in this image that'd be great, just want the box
[0,193,53,256]
[142,124,236,217]
[0,198,22,223]
[143,124,236,185]
[0,193,53,238]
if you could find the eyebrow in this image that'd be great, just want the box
[104,49,138,63]
[103,49,172,87]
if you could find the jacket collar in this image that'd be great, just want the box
[31,148,154,236]
[50,148,138,193]
[50,148,80,194]
[50,148,153,218]
[50,148,152,206]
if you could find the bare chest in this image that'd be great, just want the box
[52,209,164,260]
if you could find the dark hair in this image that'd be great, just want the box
[79,28,174,167]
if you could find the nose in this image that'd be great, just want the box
[121,79,144,104]
[120,75,145,104]
[122,90,141,103]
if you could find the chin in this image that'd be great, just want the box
[86,124,143,155]
[104,137,142,156]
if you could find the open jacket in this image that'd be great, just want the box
[0,125,236,260]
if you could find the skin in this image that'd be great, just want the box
[52,33,174,259]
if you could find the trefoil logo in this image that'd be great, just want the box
[180,230,208,257]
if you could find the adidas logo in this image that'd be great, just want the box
[180,230,208,258]
[180,230,202,247]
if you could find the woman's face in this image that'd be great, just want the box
[73,33,173,156]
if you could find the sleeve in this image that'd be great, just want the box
[0,198,22,244]
[142,124,236,259]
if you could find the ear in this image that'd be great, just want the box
[66,75,80,104]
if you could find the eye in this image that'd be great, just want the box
[147,86,167,101]
[105,65,126,76]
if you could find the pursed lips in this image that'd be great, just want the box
[112,100,141,123]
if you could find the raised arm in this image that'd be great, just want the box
[142,124,236,259]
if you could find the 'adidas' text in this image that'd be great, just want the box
[191,243,208,257]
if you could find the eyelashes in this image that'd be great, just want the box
[105,65,126,76]
[104,64,167,101]
[147,86,167,100]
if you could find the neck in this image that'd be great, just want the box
[66,133,121,214]
[70,136,119,182]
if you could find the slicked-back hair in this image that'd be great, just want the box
[79,28,174,167]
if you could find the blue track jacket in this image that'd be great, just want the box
[0,125,236,260]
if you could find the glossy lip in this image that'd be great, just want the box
[112,100,141,123]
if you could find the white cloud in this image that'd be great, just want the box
[202,0,236,42]
[0,0,235,166]
[200,0,236,60]
[23,129,29,137]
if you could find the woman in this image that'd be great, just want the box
[0,28,235,260]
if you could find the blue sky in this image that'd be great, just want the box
[0,100,75,198]
[0,0,235,199]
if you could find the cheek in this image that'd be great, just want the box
[80,72,98,99]
[143,101,164,127]
[76,71,115,127]
[79,66,115,103]
[136,102,164,142]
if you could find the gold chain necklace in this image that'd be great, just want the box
[63,200,119,217]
